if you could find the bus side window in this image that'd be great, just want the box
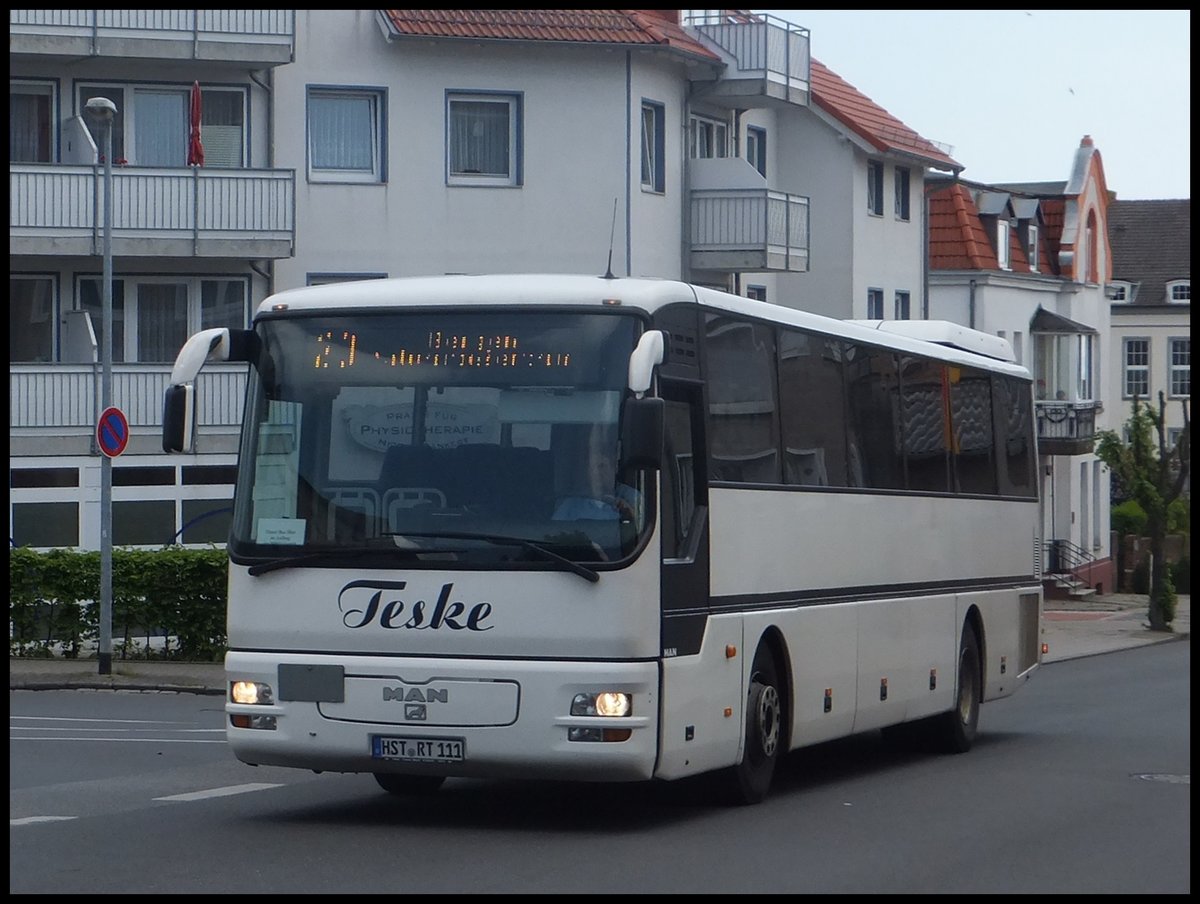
[661,398,696,558]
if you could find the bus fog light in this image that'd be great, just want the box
[571,692,631,717]
[231,713,277,730]
[231,681,274,705]
[568,727,603,742]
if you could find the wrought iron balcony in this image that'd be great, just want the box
[685,11,810,108]
[689,157,810,273]
[9,10,294,66]
[10,164,295,259]
[1035,400,1099,456]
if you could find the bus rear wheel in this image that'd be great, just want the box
[720,645,782,805]
[373,773,446,796]
[937,625,981,753]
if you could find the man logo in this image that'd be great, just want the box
[382,686,448,703]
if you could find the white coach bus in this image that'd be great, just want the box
[163,274,1042,805]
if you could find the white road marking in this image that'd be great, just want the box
[10,726,224,734]
[11,736,226,744]
[11,716,193,725]
[11,816,79,826]
[154,783,285,802]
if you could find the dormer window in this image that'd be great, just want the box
[1025,224,1039,272]
[997,219,1011,270]
[1168,279,1191,302]
[1108,280,1132,302]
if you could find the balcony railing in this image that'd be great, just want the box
[10,164,295,259]
[685,11,810,107]
[10,364,247,431]
[1036,400,1099,455]
[9,10,295,65]
[688,157,809,273]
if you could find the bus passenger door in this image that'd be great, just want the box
[659,380,710,658]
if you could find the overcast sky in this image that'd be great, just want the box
[760,9,1190,200]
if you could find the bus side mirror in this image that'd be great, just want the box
[162,383,195,453]
[620,396,664,471]
[628,330,666,396]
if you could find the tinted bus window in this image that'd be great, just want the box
[898,355,950,493]
[950,366,998,495]
[705,315,780,484]
[993,375,1037,497]
[845,344,903,489]
[778,328,850,487]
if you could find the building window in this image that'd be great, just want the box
[1169,338,1190,397]
[894,166,910,221]
[1122,338,1150,399]
[307,86,385,183]
[867,288,884,320]
[1026,224,1039,272]
[447,91,521,186]
[1168,280,1191,302]
[181,499,233,544]
[10,275,55,363]
[78,83,246,167]
[746,125,766,177]
[997,219,1011,270]
[867,161,883,216]
[894,290,911,320]
[746,285,767,302]
[641,101,665,192]
[11,502,79,548]
[1108,281,1129,302]
[78,276,248,363]
[113,500,176,546]
[688,113,728,159]
[11,80,55,163]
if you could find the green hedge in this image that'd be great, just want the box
[9,546,227,661]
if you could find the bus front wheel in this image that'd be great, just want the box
[373,773,446,796]
[720,644,782,805]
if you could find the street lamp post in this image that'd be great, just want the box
[85,96,117,676]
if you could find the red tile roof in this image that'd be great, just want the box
[378,9,721,61]
[809,59,961,173]
[928,182,1064,276]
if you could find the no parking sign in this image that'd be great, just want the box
[96,406,130,458]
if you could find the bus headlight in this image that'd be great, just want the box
[570,691,631,717]
[231,680,274,705]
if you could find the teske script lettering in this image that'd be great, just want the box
[338,580,494,631]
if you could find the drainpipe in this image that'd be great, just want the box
[968,277,977,330]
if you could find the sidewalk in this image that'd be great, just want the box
[8,594,1189,694]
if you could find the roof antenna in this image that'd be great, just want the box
[602,197,617,279]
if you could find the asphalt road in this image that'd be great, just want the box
[9,640,1190,894]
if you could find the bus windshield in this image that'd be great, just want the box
[229,310,648,569]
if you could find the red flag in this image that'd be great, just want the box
[187,81,204,166]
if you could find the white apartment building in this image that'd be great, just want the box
[10,9,1114,581]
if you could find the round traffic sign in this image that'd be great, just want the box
[97,406,130,458]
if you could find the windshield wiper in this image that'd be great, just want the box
[385,530,600,583]
[246,546,426,577]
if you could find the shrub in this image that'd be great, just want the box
[1111,500,1148,538]
[9,546,228,660]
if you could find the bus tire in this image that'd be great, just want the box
[938,625,981,753]
[373,773,446,796]
[721,645,782,805]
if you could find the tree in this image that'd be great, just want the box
[1095,392,1190,631]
